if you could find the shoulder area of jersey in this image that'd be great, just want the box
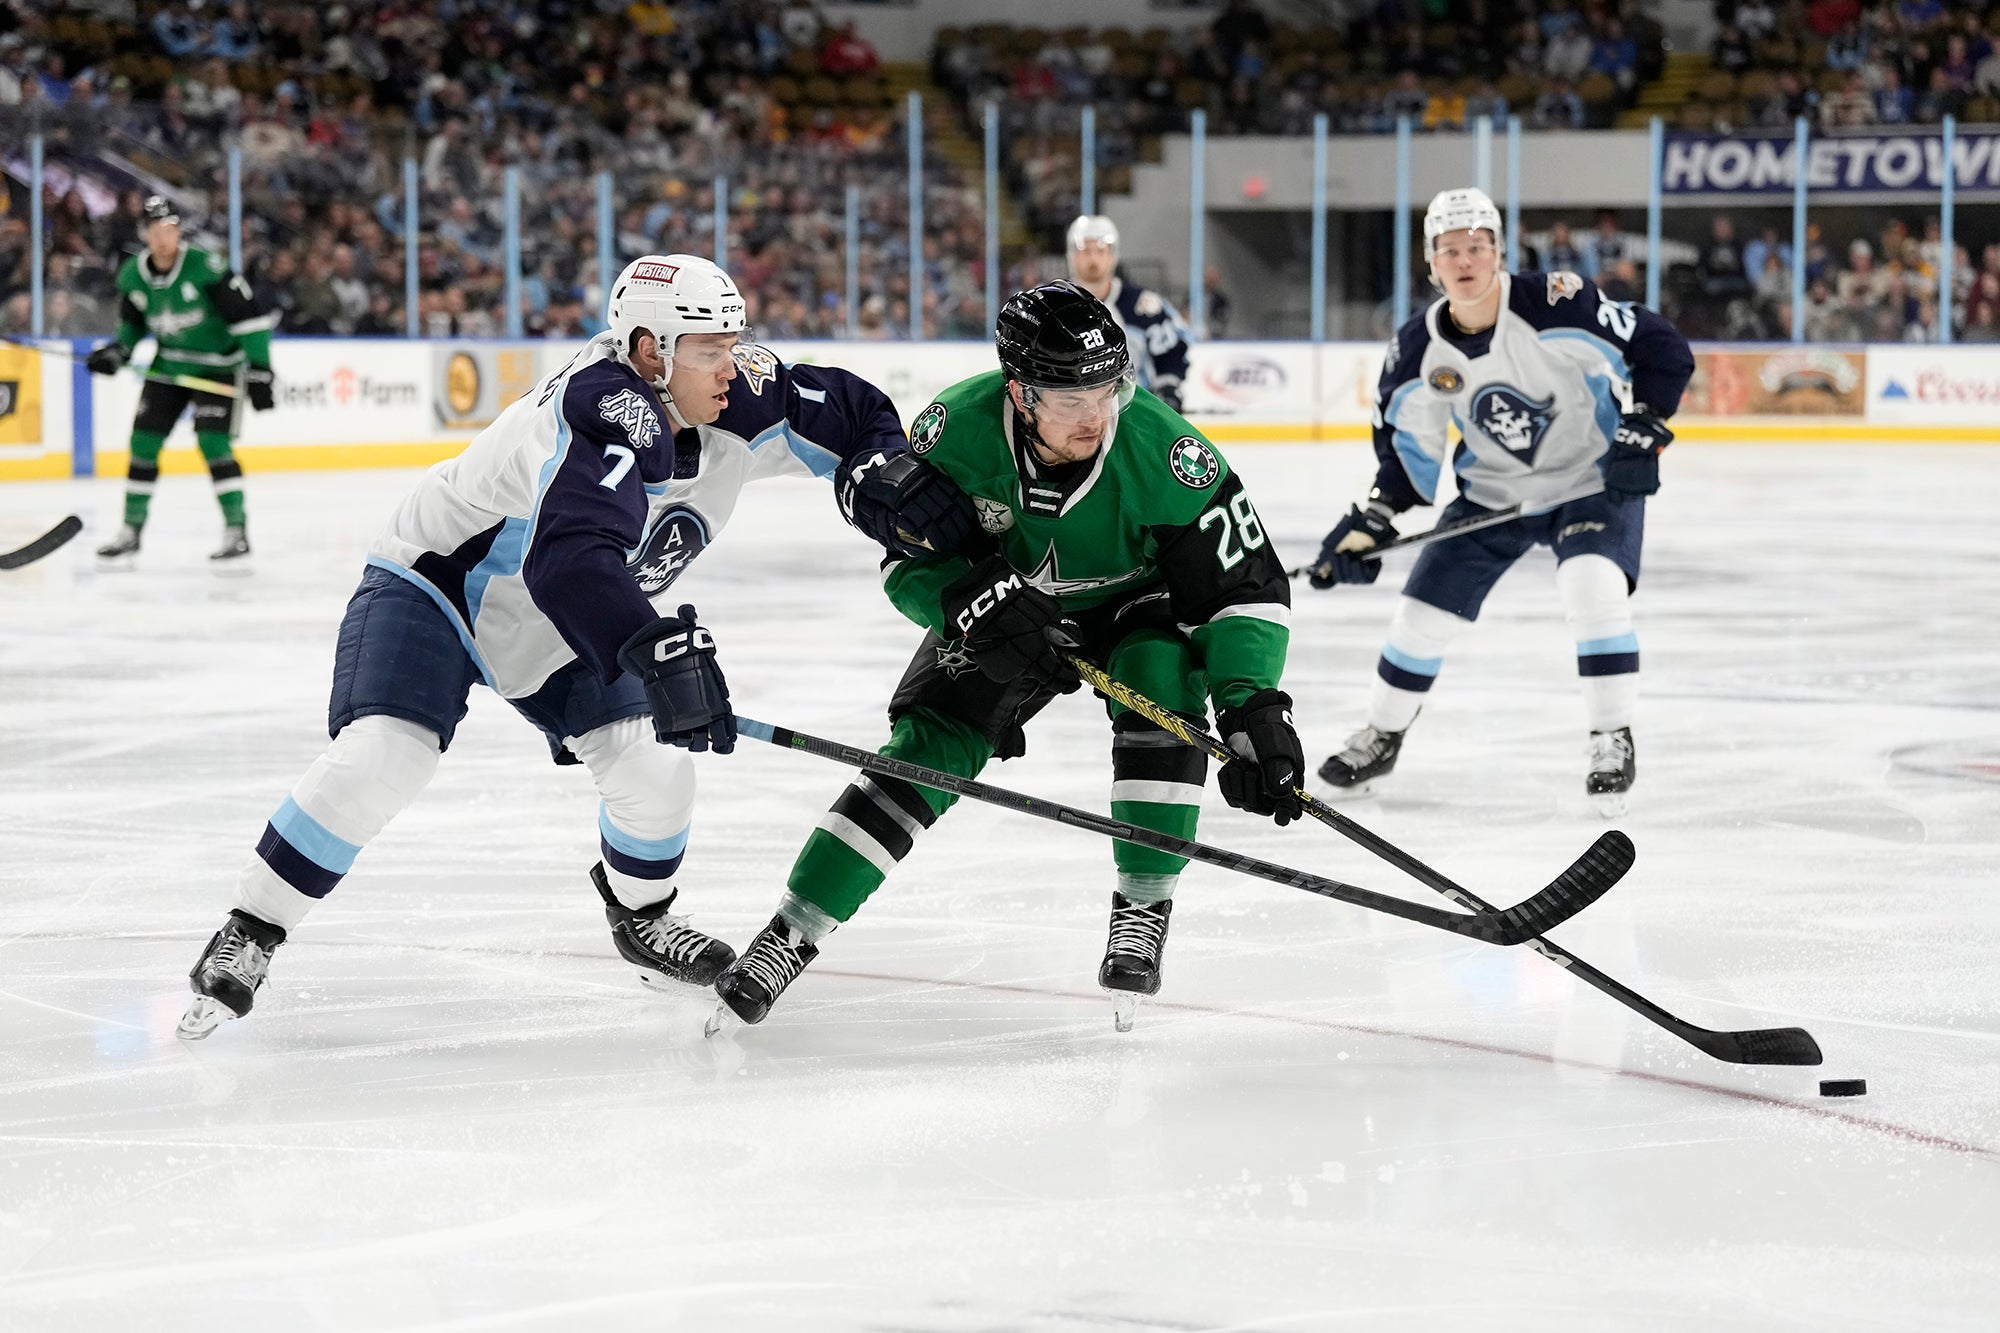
[1146,423,1226,493]
[1127,285,1166,319]
[1511,269,1594,307]
[705,342,792,435]
[907,370,1004,457]
[566,356,670,451]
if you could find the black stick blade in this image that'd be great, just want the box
[1696,1025,1824,1067]
[0,515,83,570]
[1487,830,1636,946]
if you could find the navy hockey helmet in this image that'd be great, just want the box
[995,281,1130,392]
[141,195,180,228]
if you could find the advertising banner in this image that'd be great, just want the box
[432,342,548,431]
[769,340,997,426]
[1682,347,1867,416]
[0,340,45,446]
[1866,346,2000,426]
[1663,131,2000,197]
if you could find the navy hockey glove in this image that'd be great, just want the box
[835,447,977,558]
[617,604,736,754]
[940,555,1081,693]
[1215,690,1306,826]
[244,364,276,412]
[1603,408,1672,497]
[1307,503,1398,588]
[85,343,129,376]
[1156,385,1184,414]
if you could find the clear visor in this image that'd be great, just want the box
[1026,370,1136,425]
[669,329,754,372]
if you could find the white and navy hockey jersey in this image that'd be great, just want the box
[1098,278,1192,410]
[1371,272,1694,513]
[367,336,903,698]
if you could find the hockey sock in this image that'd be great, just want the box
[196,433,246,527]
[782,707,985,925]
[570,717,696,909]
[1104,630,1209,886]
[1558,554,1639,731]
[1366,597,1475,732]
[122,432,166,528]
[235,715,442,930]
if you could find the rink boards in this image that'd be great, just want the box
[0,336,1995,481]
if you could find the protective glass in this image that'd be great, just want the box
[671,330,754,372]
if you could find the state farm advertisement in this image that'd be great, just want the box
[1867,347,2000,427]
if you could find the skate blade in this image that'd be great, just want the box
[1111,993,1143,1033]
[1590,790,1630,818]
[703,1001,740,1039]
[177,995,229,1041]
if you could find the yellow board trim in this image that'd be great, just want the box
[0,455,76,481]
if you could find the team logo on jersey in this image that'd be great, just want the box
[910,402,947,455]
[1169,436,1218,488]
[974,496,1015,534]
[181,282,198,303]
[599,388,662,451]
[1427,367,1464,394]
[729,342,777,396]
[627,505,710,595]
[1470,385,1557,464]
[1135,290,1164,317]
[1546,271,1585,303]
[131,290,149,312]
[935,640,978,679]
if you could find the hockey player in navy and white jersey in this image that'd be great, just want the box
[175,254,976,1039]
[1305,187,1694,814]
[1066,215,1192,412]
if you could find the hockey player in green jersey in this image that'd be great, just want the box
[711,281,1304,1031]
[86,196,277,567]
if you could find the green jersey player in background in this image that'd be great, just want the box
[86,196,278,567]
[711,282,1305,1031]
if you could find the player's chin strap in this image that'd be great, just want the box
[1059,650,1823,1069]
[730,714,1621,947]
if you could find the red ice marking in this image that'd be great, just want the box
[820,966,1999,1162]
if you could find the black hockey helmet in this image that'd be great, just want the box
[141,195,180,228]
[995,281,1130,391]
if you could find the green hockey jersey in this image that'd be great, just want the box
[886,371,1289,710]
[112,246,274,375]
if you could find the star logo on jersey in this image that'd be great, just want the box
[973,496,1015,534]
[627,505,709,594]
[1024,543,1147,598]
[599,388,662,451]
[1470,385,1557,465]
[935,640,978,679]
[729,343,777,396]
[911,402,947,455]
[1168,436,1218,489]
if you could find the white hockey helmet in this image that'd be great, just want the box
[1066,214,1119,251]
[1423,187,1504,259]
[604,254,747,389]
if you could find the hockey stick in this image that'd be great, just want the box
[735,714,1627,947]
[0,334,241,398]
[1287,484,1606,580]
[1067,655,1823,1066]
[0,515,83,570]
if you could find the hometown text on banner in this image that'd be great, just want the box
[1663,130,2000,196]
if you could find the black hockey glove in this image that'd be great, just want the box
[1156,386,1184,414]
[940,555,1081,693]
[835,447,977,558]
[85,343,129,376]
[617,603,736,754]
[244,364,276,412]
[1215,689,1306,826]
[1603,408,1672,497]
[1307,502,1398,589]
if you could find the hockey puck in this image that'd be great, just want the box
[1818,1078,1867,1097]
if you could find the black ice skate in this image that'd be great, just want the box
[1317,721,1407,791]
[178,909,287,1040]
[707,914,819,1035]
[1586,727,1636,817]
[209,524,251,571]
[96,523,142,568]
[592,862,735,991]
[1099,892,1174,1032]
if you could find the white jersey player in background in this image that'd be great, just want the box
[1065,214,1193,413]
[176,254,975,1038]
[1306,187,1694,814]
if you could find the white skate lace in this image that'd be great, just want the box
[737,930,810,997]
[1106,901,1169,960]
[1339,726,1392,765]
[1586,730,1633,773]
[632,912,709,965]
[206,931,272,987]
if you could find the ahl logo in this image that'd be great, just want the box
[599,388,662,450]
[1546,271,1584,303]
[628,506,710,594]
[730,343,778,395]
[1470,385,1557,464]
[974,496,1015,534]
[1200,356,1286,405]
[1169,436,1218,489]
[910,402,947,454]
[1428,366,1464,394]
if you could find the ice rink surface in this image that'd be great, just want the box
[1,441,1997,1331]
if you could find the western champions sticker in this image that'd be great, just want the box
[1169,436,1218,488]
[910,401,947,454]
